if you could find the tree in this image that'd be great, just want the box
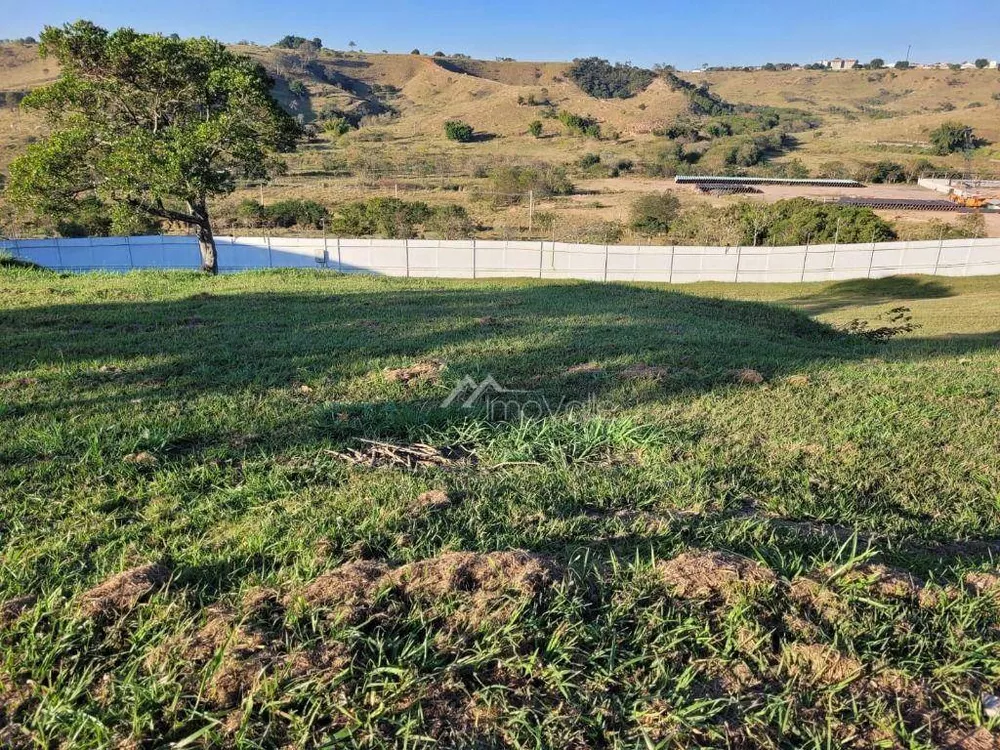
[630,193,680,235]
[411,49,421,55]
[894,60,911,70]
[869,58,885,69]
[975,58,989,69]
[528,120,543,138]
[444,120,474,142]
[929,122,976,155]
[5,22,300,273]
[348,41,357,50]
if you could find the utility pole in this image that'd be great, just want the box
[905,44,912,65]
[528,190,534,235]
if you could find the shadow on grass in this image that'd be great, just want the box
[783,276,954,314]
[1,276,997,463]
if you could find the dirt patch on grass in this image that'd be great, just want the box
[0,595,36,627]
[411,490,454,512]
[77,563,169,620]
[621,363,669,380]
[783,643,864,686]
[964,571,1000,597]
[837,563,925,600]
[290,560,390,623]
[123,451,158,467]
[0,378,38,390]
[940,727,1000,749]
[390,550,558,626]
[290,550,560,630]
[733,368,765,385]
[385,360,445,385]
[657,551,777,603]
[788,575,850,623]
[564,362,604,376]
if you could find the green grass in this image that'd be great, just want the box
[1,268,999,748]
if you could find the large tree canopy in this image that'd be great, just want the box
[5,21,301,272]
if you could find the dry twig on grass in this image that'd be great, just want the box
[326,439,476,470]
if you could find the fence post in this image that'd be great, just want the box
[603,244,609,282]
[125,234,134,270]
[668,246,675,284]
[933,229,945,275]
[322,221,329,266]
[734,245,742,283]
[538,241,544,279]
[336,237,342,272]
[55,237,64,271]
[404,238,410,278]
[867,230,877,278]
[266,233,273,268]
[472,238,477,279]
[799,242,809,283]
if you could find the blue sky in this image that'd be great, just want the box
[6,0,999,69]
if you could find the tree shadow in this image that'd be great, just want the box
[782,276,955,315]
[1,277,997,460]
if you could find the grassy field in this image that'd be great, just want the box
[1,265,999,747]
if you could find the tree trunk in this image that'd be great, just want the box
[188,199,218,274]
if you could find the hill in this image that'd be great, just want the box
[2,41,1000,241]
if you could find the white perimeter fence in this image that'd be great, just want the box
[4,235,1000,283]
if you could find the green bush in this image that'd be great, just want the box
[288,80,308,98]
[322,117,353,136]
[444,120,475,142]
[856,160,907,184]
[528,120,543,138]
[424,204,475,239]
[482,165,574,207]
[329,199,472,239]
[631,193,681,235]
[558,111,601,138]
[566,57,655,99]
[237,199,329,229]
[745,198,896,245]
[331,198,431,238]
[578,153,601,168]
[929,122,977,155]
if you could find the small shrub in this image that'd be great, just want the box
[238,199,329,229]
[482,165,574,207]
[444,120,475,143]
[558,111,601,138]
[528,120,543,138]
[578,153,601,168]
[322,117,353,136]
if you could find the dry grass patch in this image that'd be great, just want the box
[783,643,864,686]
[291,559,390,623]
[385,359,445,385]
[77,563,169,620]
[412,489,454,512]
[621,363,670,380]
[657,550,777,603]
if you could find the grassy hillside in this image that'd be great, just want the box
[2,41,1000,242]
[1,267,999,746]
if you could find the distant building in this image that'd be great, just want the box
[988,60,999,69]
[821,58,858,70]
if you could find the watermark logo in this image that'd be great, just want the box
[441,374,594,418]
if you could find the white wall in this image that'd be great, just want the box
[4,235,1000,283]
